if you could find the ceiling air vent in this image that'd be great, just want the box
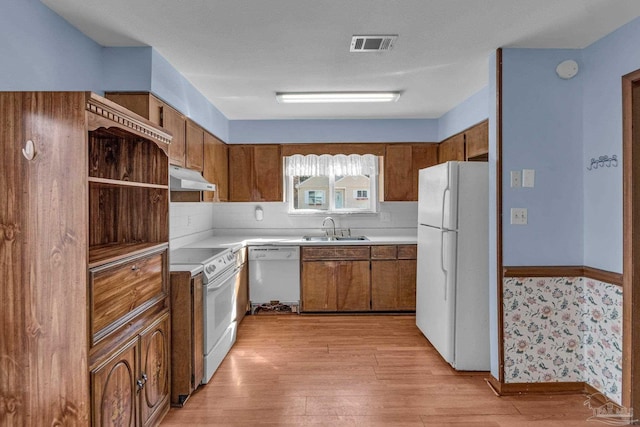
[350,35,397,52]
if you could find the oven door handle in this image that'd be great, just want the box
[206,266,241,292]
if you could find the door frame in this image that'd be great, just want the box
[622,68,640,414]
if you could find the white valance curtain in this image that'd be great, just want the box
[285,154,378,176]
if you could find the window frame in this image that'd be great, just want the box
[286,157,379,215]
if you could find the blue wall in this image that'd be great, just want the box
[582,17,640,273]
[229,118,439,143]
[501,48,585,266]
[0,0,103,91]
[0,0,485,146]
[438,86,489,141]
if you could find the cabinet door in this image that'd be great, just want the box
[161,104,187,167]
[203,132,229,202]
[185,120,204,171]
[439,133,465,163]
[398,259,417,311]
[253,145,282,201]
[371,260,399,310]
[228,145,254,201]
[301,261,338,311]
[139,312,170,427]
[336,261,370,311]
[465,120,489,161]
[91,338,138,427]
[170,272,202,406]
[385,144,438,201]
[384,145,413,201]
[411,144,439,198]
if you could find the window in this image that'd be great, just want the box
[286,154,378,214]
[354,190,368,200]
[305,190,325,206]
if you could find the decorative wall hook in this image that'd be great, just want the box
[587,155,617,171]
[22,140,35,160]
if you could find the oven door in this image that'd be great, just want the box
[202,265,240,383]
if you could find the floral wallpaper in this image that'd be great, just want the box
[503,276,622,404]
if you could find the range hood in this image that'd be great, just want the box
[170,165,216,192]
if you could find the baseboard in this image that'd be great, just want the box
[486,375,592,396]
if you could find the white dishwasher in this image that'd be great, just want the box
[248,246,300,313]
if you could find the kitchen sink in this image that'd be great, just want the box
[301,235,369,242]
[333,236,369,241]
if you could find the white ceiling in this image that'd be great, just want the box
[42,0,640,120]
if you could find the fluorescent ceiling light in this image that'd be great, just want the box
[276,92,400,104]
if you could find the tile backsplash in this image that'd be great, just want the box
[170,201,418,245]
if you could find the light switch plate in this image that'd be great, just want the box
[510,171,522,188]
[510,208,528,225]
[523,169,535,188]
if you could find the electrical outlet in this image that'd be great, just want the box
[380,212,391,222]
[510,208,528,225]
[510,171,522,188]
[187,215,192,226]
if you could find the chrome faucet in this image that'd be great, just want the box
[322,216,336,238]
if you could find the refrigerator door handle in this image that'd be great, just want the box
[440,187,450,231]
[440,229,448,300]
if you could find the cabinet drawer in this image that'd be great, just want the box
[371,245,397,260]
[90,249,167,345]
[302,246,370,260]
[397,245,417,260]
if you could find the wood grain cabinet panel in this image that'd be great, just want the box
[228,144,282,201]
[371,244,417,311]
[91,337,138,427]
[439,133,465,163]
[139,312,171,427]
[385,144,438,201]
[185,119,204,171]
[301,247,371,313]
[170,272,203,406]
[371,245,397,260]
[336,261,371,311]
[203,132,229,202]
[105,92,186,167]
[301,261,338,311]
[90,249,167,345]
[465,120,489,161]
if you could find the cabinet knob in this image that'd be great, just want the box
[131,265,139,271]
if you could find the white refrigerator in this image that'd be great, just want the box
[416,161,489,371]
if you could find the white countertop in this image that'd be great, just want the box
[183,234,417,249]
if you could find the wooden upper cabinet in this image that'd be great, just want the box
[105,92,187,167]
[385,143,438,201]
[203,132,229,202]
[185,119,204,171]
[161,104,187,167]
[228,144,282,202]
[465,120,489,161]
[438,133,465,163]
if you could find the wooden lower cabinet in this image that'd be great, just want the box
[371,259,416,311]
[301,244,416,313]
[169,272,203,407]
[302,260,370,312]
[91,311,170,427]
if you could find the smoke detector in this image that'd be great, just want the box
[350,35,397,52]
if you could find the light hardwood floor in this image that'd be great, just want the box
[161,315,594,426]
